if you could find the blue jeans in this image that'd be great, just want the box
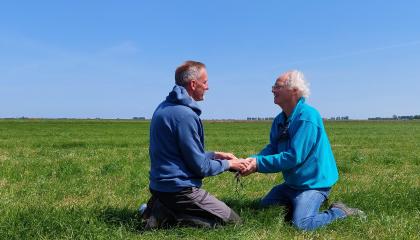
[260,183,346,231]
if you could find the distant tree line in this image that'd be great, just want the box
[368,115,420,120]
[132,117,146,120]
[327,116,349,121]
[2,115,419,121]
[246,117,274,121]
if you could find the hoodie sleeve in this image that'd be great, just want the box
[205,151,216,160]
[176,117,229,177]
[256,120,317,173]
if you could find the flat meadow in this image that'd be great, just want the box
[0,119,419,239]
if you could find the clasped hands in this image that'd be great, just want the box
[214,152,257,176]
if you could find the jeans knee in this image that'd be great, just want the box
[259,200,267,208]
[259,198,272,208]
[292,218,314,231]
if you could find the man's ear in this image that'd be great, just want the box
[291,88,300,97]
[189,79,197,91]
[184,80,196,96]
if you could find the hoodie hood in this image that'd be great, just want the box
[166,85,202,116]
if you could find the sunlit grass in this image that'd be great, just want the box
[0,119,419,239]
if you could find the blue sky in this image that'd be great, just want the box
[1,1,419,119]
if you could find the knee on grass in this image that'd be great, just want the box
[292,218,317,231]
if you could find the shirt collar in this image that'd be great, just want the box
[285,97,305,124]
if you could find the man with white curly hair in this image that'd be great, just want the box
[241,70,364,231]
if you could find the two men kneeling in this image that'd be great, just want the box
[141,61,364,231]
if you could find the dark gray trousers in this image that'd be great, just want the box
[144,187,241,228]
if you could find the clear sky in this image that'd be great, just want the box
[1,1,419,119]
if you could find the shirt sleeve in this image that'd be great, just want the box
[176,117,229,177]
[256,120,317,173]
[258,144,275,156]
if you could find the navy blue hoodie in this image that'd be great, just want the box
[149,85,229,192]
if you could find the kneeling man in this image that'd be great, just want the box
[241,70,365,231]
[142,61,247,228]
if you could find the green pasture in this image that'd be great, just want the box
[0,119,419,239]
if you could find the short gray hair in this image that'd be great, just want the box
[284,70,310,98]
[175,61,206,87]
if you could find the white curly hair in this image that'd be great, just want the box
[284,70,310,98]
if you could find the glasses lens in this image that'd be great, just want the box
[272,84,285,90]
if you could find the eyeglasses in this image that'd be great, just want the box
[272,84,287,90]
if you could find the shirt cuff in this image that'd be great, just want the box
[256,155,262,172]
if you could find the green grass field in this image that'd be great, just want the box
[1,119,419,239]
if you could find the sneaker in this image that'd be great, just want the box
[138,203,147,216]
[144,199,177,229]
[330,202,366,219]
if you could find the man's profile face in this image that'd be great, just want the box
[272,73,293,106]
[191,68,209,101]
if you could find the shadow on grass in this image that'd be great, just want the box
[97,197,292,233]
[222,197,261,210]
[223,197,292,224]
[98,207,145,233]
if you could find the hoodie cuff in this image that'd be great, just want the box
[205,151,215,160]
[222,160,230,171]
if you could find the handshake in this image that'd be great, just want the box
[214,152,257,176]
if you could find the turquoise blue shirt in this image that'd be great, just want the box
[256,98,339,189]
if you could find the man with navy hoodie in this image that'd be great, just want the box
[241,70,365,231]
[142,61,247,228]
